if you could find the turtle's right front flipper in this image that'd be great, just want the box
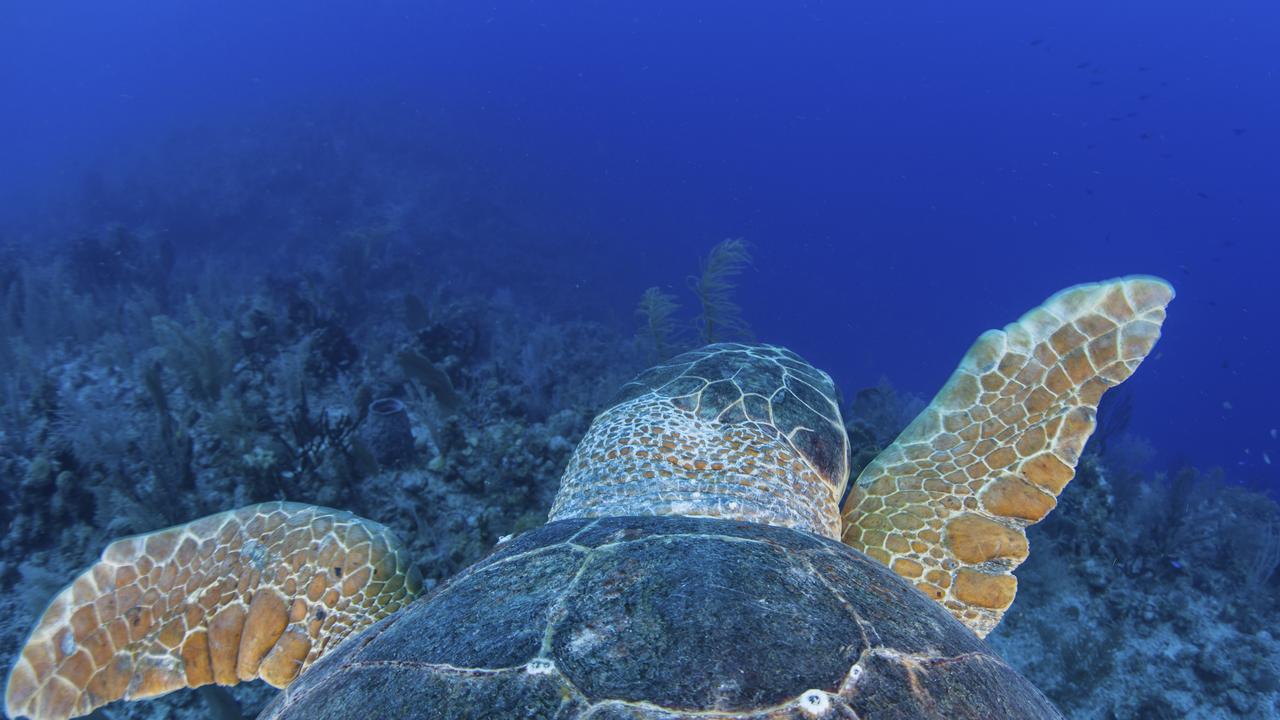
[5,502,420,720]
[840,277,1173,638]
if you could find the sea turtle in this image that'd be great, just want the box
[5,276,1174,720]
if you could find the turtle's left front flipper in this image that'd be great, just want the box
[840,277,1173,638]
[5,502,420,720]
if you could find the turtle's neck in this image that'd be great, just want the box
[549,392,845,539]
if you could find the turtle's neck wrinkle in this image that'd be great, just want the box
[549,395,844,539]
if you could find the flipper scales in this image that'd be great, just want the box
[4,502,420,720]
[840,276,1174,637]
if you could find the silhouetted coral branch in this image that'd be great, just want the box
[635,286,680,361]
[689,238,753,344]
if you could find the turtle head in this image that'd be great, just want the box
[549,344,850,539]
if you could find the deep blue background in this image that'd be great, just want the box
[1,1,1276,487]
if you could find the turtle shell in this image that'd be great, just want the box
[261,516,1061,719]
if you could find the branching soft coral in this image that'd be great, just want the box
[635,286,680,361]
[689,238,753,344]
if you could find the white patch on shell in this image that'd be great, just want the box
[799,689,831,715]
[848,664,864,684]
[59,630,75,657]
[242,539,269,570]
[567,626,602,655]
[526,658,556,675]
[496,533,513,545]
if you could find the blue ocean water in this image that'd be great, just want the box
[1,2,1279,719]
[2,1,1275,488]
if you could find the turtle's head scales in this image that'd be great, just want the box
[548,343,850,539]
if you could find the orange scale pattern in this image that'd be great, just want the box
[5,502,420,720]
[840,277,1172,637]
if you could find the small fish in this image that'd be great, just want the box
[1270,428,1277,439]
[1265,453,1273,465]
[1232,128,1247,136]
[1197,192,1211,200]
[1222,401,1233,410]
